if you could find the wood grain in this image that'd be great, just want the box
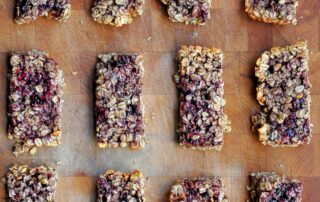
[0,0,320,201]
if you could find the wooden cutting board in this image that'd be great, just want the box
[0,0,320,201]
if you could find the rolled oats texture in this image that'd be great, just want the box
[91,0,144,27]
[8,50,65,155]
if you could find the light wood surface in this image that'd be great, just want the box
[0,0,320,201]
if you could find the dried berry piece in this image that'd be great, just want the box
[169,177,229,202]
[97,170,146,202]
[174,45,231,151]
[4,165,58,202]
[95,53,146,149]
[247,172,303,202]
[245,0,298,25]
[251,41,312,147]
[8,50,65,155]
[15,0,71,24]
[91,0,144,27]
[161,0,212,25]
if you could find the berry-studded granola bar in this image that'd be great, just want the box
[97,170,146,202]
[174,45,231,151]
[251,41,312,147]
[95,53,146,149]
[91,0,144,27]
[169,177,229,202]
[245,0,298,25]
[8,50,65,155]
[247,172,303,202]
[4,165,58,202]
[15,0,71,24]
[161,0,212,25]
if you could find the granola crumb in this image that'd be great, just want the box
[147,36,152,41]
[71,71,78,76]
[191,31,199,39]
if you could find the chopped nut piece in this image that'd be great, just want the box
[245,0,298,25]
[247,172,303,202]
[5,165,58,202]
[15,0,71,24]
[91,0,144,27]
[252,41,312,147]
[175,45,231,151]
[161,0,212,25]
[169,177,229,202]
[8,50,65,155]
[95,53,146,149]
[97,170,145,202]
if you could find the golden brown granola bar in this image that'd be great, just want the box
[161,0,212,25]
[97,170,146,202]
[245,0,298,25]
[248,172,303,202]
[8,50,65,155]
[4,165,58,202]
[15,0,71,24]
[91,0,144,27]
[174,45,231,151]
[252,41,312,147]
[169,177,229,202]
[95,53,146,149]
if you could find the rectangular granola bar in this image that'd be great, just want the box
[247,172,303,202]
[169,177,229,202]
[97,170,146,202]
[161,0,212,25]
[91,0,144,27]
[251,41,312,147]
[8,50,65,156]
[245,0,298,25]
[5,165,58,202]
[174,45,231,151]
[15,0,71,24]
[95,53,146,149]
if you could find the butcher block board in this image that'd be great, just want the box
[0,0,320,201]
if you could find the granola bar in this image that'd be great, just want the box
[245,0,298,25]
[161,0,212,25]
[15,0,71,24]
[97,170,145,202]
[95,53,146,149]
[174,45,231,151]
[251,41,311,147]
[8,50,65,155]
[247,172,303,202]
[4,165,58,202]
[91,0,144,27]
[169,177,229,202]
